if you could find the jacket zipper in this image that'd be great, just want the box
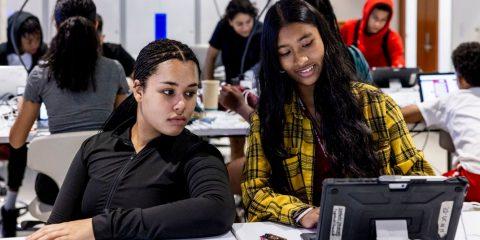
[104,152,137,211]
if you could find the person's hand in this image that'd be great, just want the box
[299,207,320,229]
[27,218,95,240]
[219,84,245,111]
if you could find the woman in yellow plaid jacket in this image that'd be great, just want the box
[241,0,435,229]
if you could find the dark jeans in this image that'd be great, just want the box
[8,144,59,205]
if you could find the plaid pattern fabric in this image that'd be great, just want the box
[241,82,435,226]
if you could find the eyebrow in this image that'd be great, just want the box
[159,81,198,87]
[278,33,313,49]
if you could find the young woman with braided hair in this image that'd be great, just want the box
[27,39,235,240]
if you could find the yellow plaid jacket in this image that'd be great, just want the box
[241,82,435,226]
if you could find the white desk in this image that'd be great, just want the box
[381,86,421,108]
[232,222,315,240]
[187,111,249,137]
[455,209,480,240]
[0,128,39,144]
[232,209,480,240]
[0,231,236,240]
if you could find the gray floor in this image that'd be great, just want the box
[0,134,448,237]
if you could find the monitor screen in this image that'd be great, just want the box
[304,176,467,240]
[418,73,459,102]
[0,66,28,97]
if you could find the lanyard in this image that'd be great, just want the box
[297,98,326,154]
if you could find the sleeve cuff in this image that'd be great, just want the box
[295,207,313,223]
[92,214,110,240]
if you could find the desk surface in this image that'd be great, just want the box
[1,110,248,144]
[187,111,249,137]
[2,210,478,240]
[232,210,480,240]
[1,231,236,240]
[381,86,421,108]
[232,222,315,240]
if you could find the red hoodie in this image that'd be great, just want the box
[340,0,405,68]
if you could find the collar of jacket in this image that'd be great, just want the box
[109,115,179,150]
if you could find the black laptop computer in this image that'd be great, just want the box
[371,67,419,88]
[301,176,467,240]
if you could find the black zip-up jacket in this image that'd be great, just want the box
[48,117,235,239]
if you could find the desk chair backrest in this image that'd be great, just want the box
[27,131,97,188]
[439,130,455,171]
[439,130,455,152]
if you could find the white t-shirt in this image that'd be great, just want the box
[418,87,480,174]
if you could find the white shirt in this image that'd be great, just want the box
[418,87,480,174]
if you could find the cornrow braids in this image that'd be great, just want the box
[102,39,201,131]
[134,39,200,87]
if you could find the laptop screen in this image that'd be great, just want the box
[418,73,459,102]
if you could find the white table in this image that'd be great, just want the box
[0,231,236,240]
[232,209,480,240]
[187,111,249,137]
[232,222,315,240]
[0,128,39,144]
[381,86,421,108]
[455,209,480,240]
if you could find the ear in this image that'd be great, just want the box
[132,80,144,102]
[94,20,99,30]
[457,75,471,89]
[228,19,234,28]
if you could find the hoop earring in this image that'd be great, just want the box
[280,70,286,74]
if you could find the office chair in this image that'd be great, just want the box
[21,130,96,228]
[439,130,455,171]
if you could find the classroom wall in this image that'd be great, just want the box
[332,0,399,32]
[0,0,6,43]
[452,0,480,53]
[123,0,195,57]
[438,0,452,72]
[2,0,477,70]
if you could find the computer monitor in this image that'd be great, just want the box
[0,66,28,97]
[417,73,459,102]
[371,67,420,88]
[301,176,467,240]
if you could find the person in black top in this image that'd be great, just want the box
[204,0,262,166]
[203,0,262,84]
[27,39,235,240]
[96,13,135,78]
[0,11,47,73]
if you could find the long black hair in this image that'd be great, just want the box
[259,0,380,180]
[43,16,98,92]
[42,0,98,92]
[304,0,357,76]
[102,39,200,131]
[304,0,340,37]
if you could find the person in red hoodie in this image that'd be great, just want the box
[340,0,405,68]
